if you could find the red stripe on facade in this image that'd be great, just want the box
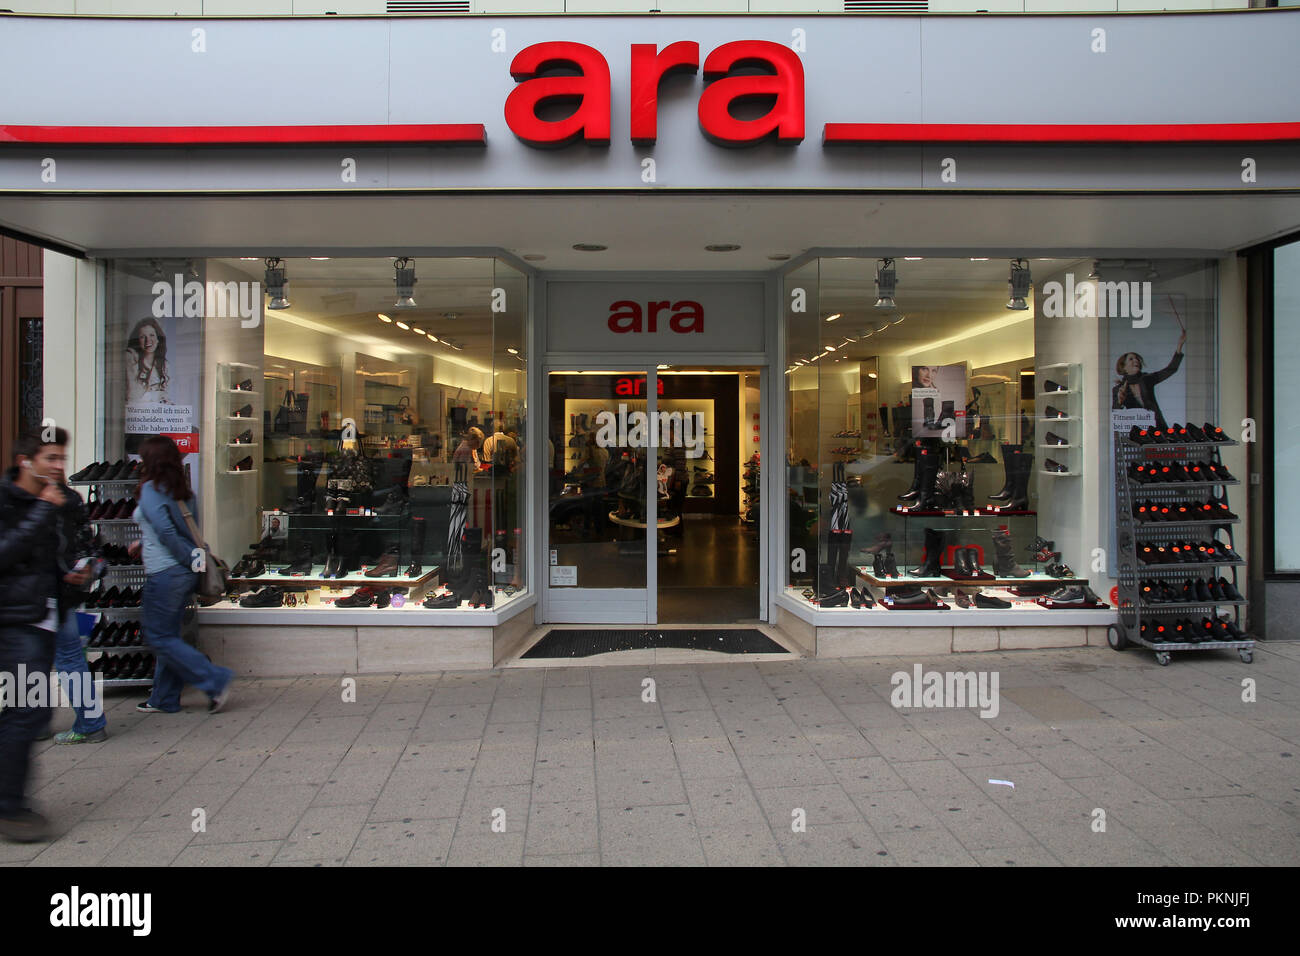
[822,122,1300,144]
[0,124,488,146]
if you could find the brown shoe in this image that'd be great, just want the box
[0,809,51,843]
[364,548,400,578]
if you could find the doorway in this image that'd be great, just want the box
[542,367,763,625]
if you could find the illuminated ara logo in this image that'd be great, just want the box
[506,40,804,148]
[608,299,704,334]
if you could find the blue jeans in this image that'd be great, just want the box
[51,610,106,735]
[141,564,232,712]
[0,624,54,816]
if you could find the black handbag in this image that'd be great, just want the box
[273,389,308,436]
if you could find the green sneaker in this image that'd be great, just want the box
[52,729,108,745]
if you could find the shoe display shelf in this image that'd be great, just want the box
[227,565,440,590]
[1037,363,1082,477]
[855,567,1085,589]
[1109,431,1253,665]
[218,361,260,475]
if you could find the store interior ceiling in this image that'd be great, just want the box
[7,192,1300,272]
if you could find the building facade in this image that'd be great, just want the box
[1,8,1297,672]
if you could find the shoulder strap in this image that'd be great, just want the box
[177,501,207,550]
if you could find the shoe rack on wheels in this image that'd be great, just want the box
[1110,431,1254,665]
[72,476,197,689]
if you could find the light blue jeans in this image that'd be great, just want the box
[52,610,106,735]
[142,565,232,712]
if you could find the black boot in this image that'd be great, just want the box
[897,441,924,501]
[922,397,938,430]
[999,453,1034,511]
[938,400,956,432]
[879,405,890,437]
[908,449,941,512]
[911,527,944,578]
[406,517,426,577]
[988,444,1015,500]
[991,528,1030,578]
[834,530,852,588]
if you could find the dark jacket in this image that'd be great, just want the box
[1113,351,1184,431]
[0,469,61,626]
[56,483,92,614]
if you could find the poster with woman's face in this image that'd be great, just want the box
[911,364,968,437]
[1109,294,1187,434]
[124,312,199,437]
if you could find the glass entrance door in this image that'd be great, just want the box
[544,370,657,623]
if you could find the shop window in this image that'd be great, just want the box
[783,256,1218,613]
[96,256,528,613]
[1272,238,1300,573]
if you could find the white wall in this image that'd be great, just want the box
[42,251,99,472]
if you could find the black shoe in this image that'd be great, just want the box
[1044,431,1068,446]
[233,429,254,444]
[975,592,1012,609]
[232,456,254,472]
[235,379,254,391]
[1044,458,1069,473]
[375,588,393,609]
[1044,380,1067,393]
[423,592,459,609]
[239,587,284,608]
[1044,586,1088,605]
[233,404,253,418]
[1203,422,1229,442]
[279,550,314,576]
[1044,405,1069,420]
[322,553,342,579]
[1218,577,1243,601]
[336,587,378,608]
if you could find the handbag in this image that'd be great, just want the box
[273,389,308,435]
[178,501,230,605]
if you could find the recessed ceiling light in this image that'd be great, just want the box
[413,327,425,335]
[239,257,259,261]
[767,254,791,261]
[657,364,670,370]
[969,257,989,261]
[310,257,330,260]
[572,243,607,252]
[825,313,842,323]
[867,371,878,379]
[825,345,836,352]
[523,254,546,261]
[706,244,741,252]
[507,347,518,355]
[427,333,437,342]
[903,257,924,261]
[378,314,392,323]
[395,321,410,331]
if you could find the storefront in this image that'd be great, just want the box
[3,10,1298,671]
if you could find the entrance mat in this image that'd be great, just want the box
[523,629,789,659]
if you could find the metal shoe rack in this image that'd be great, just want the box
[1109,433,1254,666]
[73,475,196,688]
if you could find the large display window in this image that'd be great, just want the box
[88,256,528,614]
[784,255,1220,616]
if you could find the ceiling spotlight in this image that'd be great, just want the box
[395,321,410,331]
[413,327,425,335]
[874,258,897,309]
[1006,258,1032,311]
[657,364,670,370]
[1088,261,1102,279]
[264,258,290,310]
[393,257,417,309]
[507,347,519,355]
[427,333,438,342]
[825,344,836,351]
[378,313,392,323]
[825,313,842,323]
[867,371,879,379]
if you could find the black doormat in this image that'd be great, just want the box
[523,629,788,659]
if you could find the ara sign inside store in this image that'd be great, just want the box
[546,281,765,353]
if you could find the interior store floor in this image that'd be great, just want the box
[658,515,760,624]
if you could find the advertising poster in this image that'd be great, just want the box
[910,364,968,438]
[119,271,204,503]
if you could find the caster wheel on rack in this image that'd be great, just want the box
[1106,624,1129,651]
[1239,650,1253,664]
[1155,651,1171,666]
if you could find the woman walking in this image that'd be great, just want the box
[131,436,233,714]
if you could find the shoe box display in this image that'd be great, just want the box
[1111,422,1254,664]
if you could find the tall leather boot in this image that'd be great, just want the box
[459,531,484,603]
[897,441,924,501]
[988,444,1015,500]
[910,448,941,511]
[1000,453,1034,511]
[991,527,1031,578]
[406,517,426,577]
[922,397,938,430]
[879,405,890,437]
[911,527,944,578]
[834,530,853,588]
[939,400,956,432]
[294,460,318,514]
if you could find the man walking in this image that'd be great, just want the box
[0,430,69,842]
